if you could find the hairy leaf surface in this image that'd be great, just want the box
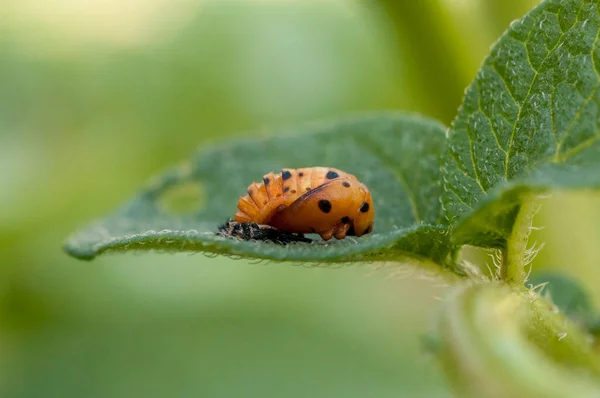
[443,0,600,247]
[65,113,454,266]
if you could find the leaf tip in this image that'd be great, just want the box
[63,240,96,261]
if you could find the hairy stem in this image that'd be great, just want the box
[501,197,540,284]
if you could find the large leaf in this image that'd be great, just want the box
[442,0,600,247]
[65,113,456,266]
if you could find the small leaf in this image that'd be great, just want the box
[65,113,457,268]
[442,0,600,248]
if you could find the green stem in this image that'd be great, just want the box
[501,197,540,285]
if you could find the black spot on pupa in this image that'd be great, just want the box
[326,170,339,179]
[318,199,332,213]
[247,189,253,195]
[263,177,270,185]
[306,187,311,191]
[347,225,356,236]
[291,189,297,194]
[360,202,370,213]
[283,187,290,193]
[342,181,350,188]
[299,172,304,177]
[282,170,292,181]
[341,216,350,224]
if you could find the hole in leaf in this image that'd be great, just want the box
[157,181,205,215]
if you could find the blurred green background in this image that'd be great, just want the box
[3,0,600,397]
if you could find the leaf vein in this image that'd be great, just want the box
[556,131,600,162]
[554,26,600,160]
[448,146,485,187]
[467,123,489,193]
[551,83,559,147]
[476,84,508,154]
[503,3,584,180]
[490,63,519,107]
[444,184,473,208]
[522,30,539,74]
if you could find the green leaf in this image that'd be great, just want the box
[442,0,600,248]
[435,283,600,398]
[65,113,458,270]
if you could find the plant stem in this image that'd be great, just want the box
[501,197,540,285]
